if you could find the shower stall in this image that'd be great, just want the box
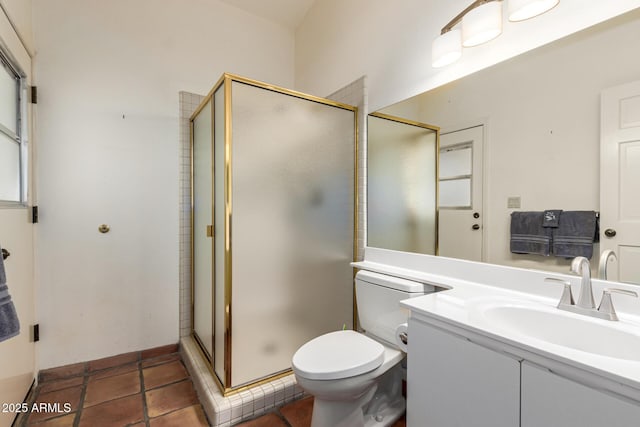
[190,74,357,394]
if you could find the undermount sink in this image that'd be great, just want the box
[474,300,640,361]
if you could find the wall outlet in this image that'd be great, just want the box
[507,196,521,209]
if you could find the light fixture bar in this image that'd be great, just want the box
[433,0,560,68]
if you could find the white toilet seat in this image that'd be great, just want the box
[292,330,385,380]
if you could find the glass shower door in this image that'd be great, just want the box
[192,99,213,358]
[192,73,357,393]
[229,80,356,387]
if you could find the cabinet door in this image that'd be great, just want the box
[407,319,520,427]
[522,361,640,427]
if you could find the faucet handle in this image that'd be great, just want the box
[545,277,575,306]
[597,288,638,321]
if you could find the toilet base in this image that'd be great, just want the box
[310,364,405,427]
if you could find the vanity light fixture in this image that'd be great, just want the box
[432,0,560,68]
[432,29,463,68]
[462,1,503,47]
[508,0,559,22]
[432,0,503,68]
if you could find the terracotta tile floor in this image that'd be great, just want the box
[19,344,209,427]
[22,345,407,427]
[237,396,407,427]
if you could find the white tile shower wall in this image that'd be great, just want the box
[179,91,205,338]
[327,76,368,261]
[181,336,305,426]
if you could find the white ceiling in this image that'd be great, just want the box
[219,0,316,30]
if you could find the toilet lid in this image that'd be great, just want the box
[292,330,385,380]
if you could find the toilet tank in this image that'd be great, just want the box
[355,270,436,346]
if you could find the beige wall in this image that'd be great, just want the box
[382,11,640,273]
[33,0,295,369]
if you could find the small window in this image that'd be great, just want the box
[439,143,472,208]
[0,51,26,204]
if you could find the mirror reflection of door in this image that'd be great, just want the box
[600,80,640,284]
[438,126,484,261]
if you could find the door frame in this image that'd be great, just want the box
[600,80,640,283]
[440,120,488,262]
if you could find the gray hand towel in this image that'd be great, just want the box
[0,245,20,342]
[542,210,562,227]
[552,211,598,259]
[510,212,552,256]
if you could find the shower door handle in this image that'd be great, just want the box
[206,225,214,238]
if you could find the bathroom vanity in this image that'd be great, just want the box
[407,313,640,427]
[353,248,640,427]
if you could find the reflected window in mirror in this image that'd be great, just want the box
[439,144,473,208]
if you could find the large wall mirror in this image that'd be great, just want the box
[367,8,640,284]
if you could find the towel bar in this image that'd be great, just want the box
[1,248,9,260]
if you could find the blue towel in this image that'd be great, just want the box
[552,211,598,259]
[510,212,552,256]
[0,245,20,342]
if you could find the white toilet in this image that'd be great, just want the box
[292,270,435,427]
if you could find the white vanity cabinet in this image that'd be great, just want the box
[407,318,640,427]
[406,318,520,427]
[521,362,640,427]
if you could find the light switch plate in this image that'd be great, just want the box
[507,196,521,209]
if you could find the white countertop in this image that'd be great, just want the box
[352,258,640,399]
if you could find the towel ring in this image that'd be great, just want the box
[1,248,9,260]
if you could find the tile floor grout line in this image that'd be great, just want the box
[276,408,294,427]
[139,361,152,427]
[71,367,89,427]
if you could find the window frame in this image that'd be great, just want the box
[438,142,473,209]
[0,48,27,206]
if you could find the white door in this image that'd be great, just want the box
[601,81,640,284]
[438,126,484,261]
[0,211,35,427]
[0,10,36,427]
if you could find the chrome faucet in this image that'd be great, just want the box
[545,256,638,321]
[571,256,595,309]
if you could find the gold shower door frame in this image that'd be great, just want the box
[190,73,358,396]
